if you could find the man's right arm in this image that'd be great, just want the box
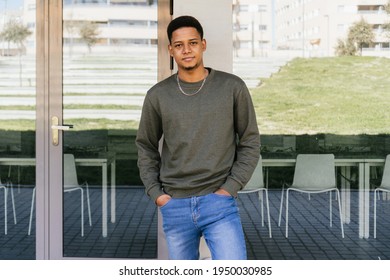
[135,96,165,203]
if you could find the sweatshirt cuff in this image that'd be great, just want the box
[221,177,243,198]
[148,185,165,204]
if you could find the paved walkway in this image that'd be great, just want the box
[1,187,390,260]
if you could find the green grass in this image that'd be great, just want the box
[64,104,141,110]
[0,104,142,110]
[0,120,35,131]
[2,56,390,134]
[0,119,139,131]
[251,56,390,135]
[64,119,139,131]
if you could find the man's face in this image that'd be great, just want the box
[168,27,206,72]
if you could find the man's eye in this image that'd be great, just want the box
[175,44,182,48]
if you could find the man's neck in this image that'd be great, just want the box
[177,66,208,83]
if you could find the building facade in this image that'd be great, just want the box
[3,0,389,57]
[233,0,274,57]
[274,0,390,56]
[62,0,157,47]
[17,0,158,52]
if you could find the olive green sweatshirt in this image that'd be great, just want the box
[136,68,260,203]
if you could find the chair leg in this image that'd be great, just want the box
[85,183,92,227]
[258,191,265,227]
[278,186,285,227]
[1,182,18,235]
[264,189,272,238]
[329,191,332,227]
[9,182,17,225]
[2,187,7,235]
[374,189,378,238]
[80,189,84,237]
[28,186,90,237]
[285,189,290,238]
[336,190,344,238]
[28,187,36,235]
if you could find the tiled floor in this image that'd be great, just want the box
[1,187,390,260]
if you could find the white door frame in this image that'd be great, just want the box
[35,0,64,259]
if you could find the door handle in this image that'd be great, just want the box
[51,125,74,130]
[51,116,73,146]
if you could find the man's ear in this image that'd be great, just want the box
[202,39,207,51]
[168,44,173,56]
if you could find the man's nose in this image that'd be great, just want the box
[183,43,191,53]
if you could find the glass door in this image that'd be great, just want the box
[61,0,158,258]
[1,0,165,260]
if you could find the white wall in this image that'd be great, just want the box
[173,0,233,260]
[173,0,233,73]
[157,0,233,260]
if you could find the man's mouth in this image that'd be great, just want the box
[183,57,194,62]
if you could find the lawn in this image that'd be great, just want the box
[251,56,390,135]
[1,55,390,135]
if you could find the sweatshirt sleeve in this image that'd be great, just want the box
[135,95,165,203]
[221,83,260,197]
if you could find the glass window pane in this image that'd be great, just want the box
[62,0,157,258]
[233,0,390,260]
[0,0,36,259]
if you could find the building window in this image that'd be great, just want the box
[239,5,249,12]
[358,5,385,14]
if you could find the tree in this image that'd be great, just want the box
[347,18,375,55]
[334,38,356,56]
[384,0,390,40]
[78,21,100,53]
[385,0,390,14]
[0,19,32,86]
[63,11,80,58]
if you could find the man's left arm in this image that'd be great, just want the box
[221,84,260,197]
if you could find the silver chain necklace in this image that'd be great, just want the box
[176,73,207,96]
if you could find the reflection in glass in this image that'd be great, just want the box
[0,0,36,259]
[62,0,157,258]
[233,0,390,260]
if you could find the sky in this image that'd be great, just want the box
[0,0,23,12]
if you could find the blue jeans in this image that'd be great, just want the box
[160,193,247,260]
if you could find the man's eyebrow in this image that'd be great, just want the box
[172,38,200,44]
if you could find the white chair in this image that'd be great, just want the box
[373,154,390,238]
[278,154,344,238]
[28,154,92,236]
[0,177,17,235]
[238,156,272,238]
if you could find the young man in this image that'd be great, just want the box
[136,16,260,260]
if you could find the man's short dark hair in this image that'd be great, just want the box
[167,15,204,44]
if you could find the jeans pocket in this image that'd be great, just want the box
[210,193,234,200]
[208,193,237,212]
[159,198,174,210]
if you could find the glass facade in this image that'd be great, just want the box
[0,0,36,259]
[62,0,157,258]
[232,0,390,260]
[1,0,389,260]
